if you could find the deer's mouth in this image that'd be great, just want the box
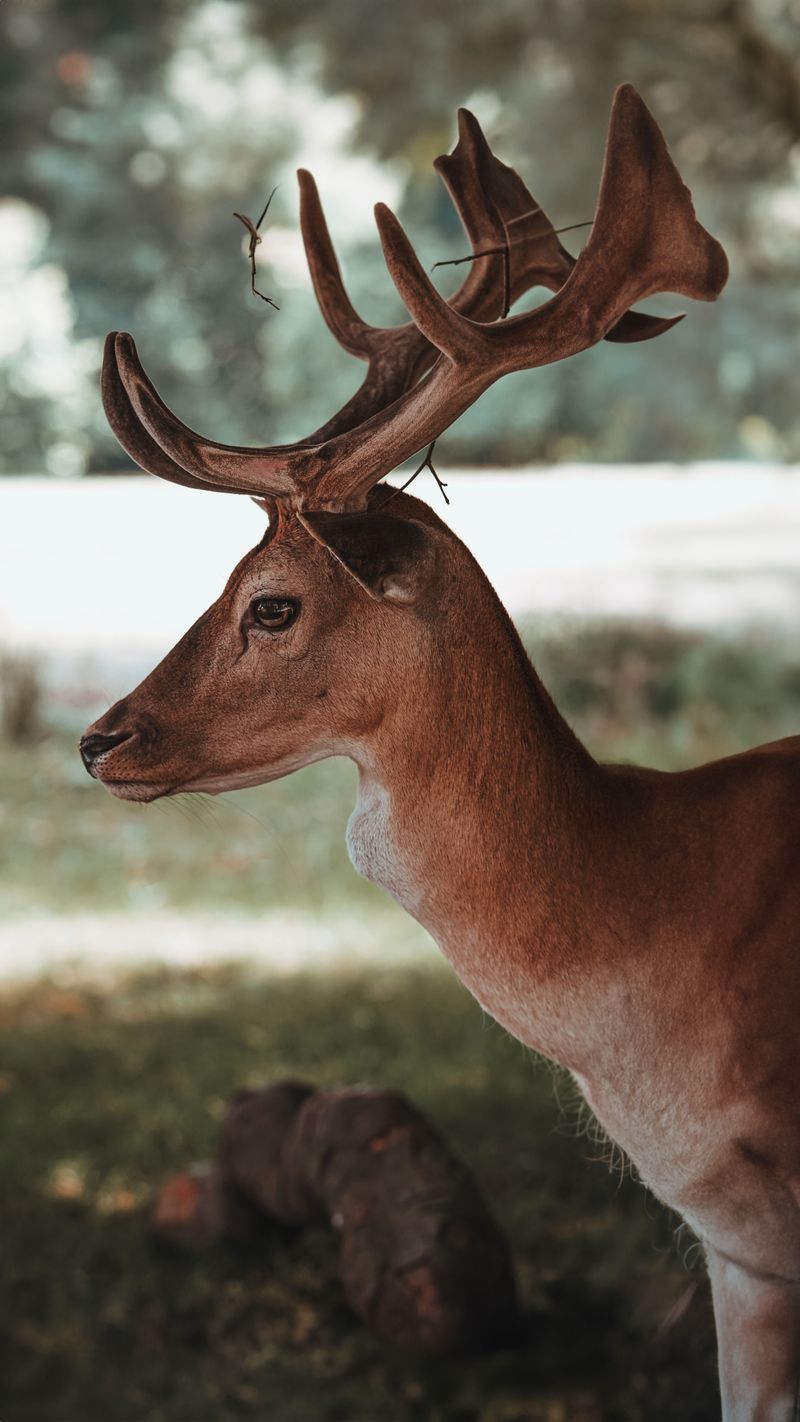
[80,719,181,801]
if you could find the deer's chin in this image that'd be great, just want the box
[99,748,331,800]
[99,767,280,800]
[175,750,331,796]
[102,779,174,803]
[176,766,297,795]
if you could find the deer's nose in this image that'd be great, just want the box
[79,729,133,774]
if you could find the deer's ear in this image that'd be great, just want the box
[299,510,437,604]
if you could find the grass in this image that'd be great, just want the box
[2,618,799,1419]
[0,963,719,1422]
[0,738,368,917]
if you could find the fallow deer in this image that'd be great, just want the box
[80,86,800,1419]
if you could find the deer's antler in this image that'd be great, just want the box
[102,85,727,510]
[104,106,560,499]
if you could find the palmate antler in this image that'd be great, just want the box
[102,85,727,511]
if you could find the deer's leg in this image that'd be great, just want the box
[707,1247,800,1421]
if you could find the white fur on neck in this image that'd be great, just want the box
[346,773,422,914]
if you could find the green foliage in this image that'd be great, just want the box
[529,619,800,767]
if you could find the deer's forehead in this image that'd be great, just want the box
[220,526,333,599]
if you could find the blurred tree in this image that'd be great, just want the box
[1,0,799,475]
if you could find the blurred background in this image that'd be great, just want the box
[2,1,800,1418]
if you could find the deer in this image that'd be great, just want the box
[79,84,800,1419]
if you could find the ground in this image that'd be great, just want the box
[0,963,720,1422]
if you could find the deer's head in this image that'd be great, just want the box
[81,86,727,801]
[80,487,456,800]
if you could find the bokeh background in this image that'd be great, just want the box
[3,2,800,1418]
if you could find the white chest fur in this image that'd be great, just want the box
[346,777,421,914]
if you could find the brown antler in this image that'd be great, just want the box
[299,107,677,441]
[104,106,567,498]
[432,107,680,347]
[102,85,727,509]
[305,83,727,508]
[103,103,655,498]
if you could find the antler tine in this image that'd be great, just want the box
[374,203,483,367]
[495,83,729,362]
[298,168,383,361]
[309,85,727,507]
[298,116,528,445]
[436,106,682,345]
[102,335,239,495]
[110,333,306,496]
[435,106,568,310]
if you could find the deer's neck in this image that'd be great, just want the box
[347,587,618,1073]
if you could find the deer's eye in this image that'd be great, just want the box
[251,597,299,631]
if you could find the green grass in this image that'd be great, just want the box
[0,963,719,1422]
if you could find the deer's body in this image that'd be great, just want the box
[80,88,799,1415]
[342,498,800,1280]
